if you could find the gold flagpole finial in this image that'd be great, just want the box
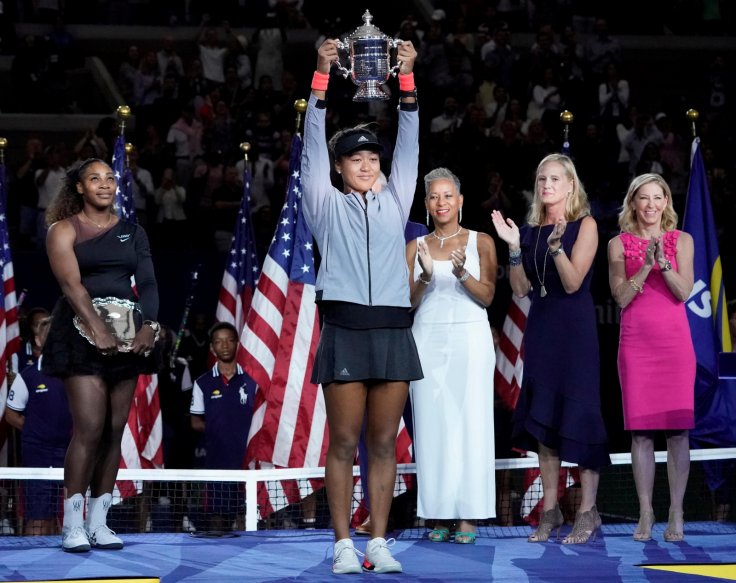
[294,99,308,134]
[240,142,251,163]
[686,108,699,139]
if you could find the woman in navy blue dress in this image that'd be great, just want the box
[491,153,609,544]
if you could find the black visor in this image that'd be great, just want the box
[333,131,384,158]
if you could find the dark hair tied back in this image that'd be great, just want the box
[66,157,108,184]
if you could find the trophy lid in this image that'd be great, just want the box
[344,10,389,41]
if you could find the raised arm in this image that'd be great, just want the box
[386,41,419,222]
[491,210,532,297]
[407,238,432,309]
[301,39,339,236]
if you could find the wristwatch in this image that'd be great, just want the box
[143,320,161,343]
[660,260,672,272]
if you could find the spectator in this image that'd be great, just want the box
[34,143,67,247]
[153,168,188,251]
[253,12,286,91]
[157,35,184,80]
[12,136,45,249]
[118,45,140,105]
[586,17,622,81]
[5,314,72,536]
[430,95,463,135]
[598,63,630,137]
[166,104,204,187]
[210,164,242,253]
[128,146,155,229]
[197,22,232,85]
[227,34,253,90]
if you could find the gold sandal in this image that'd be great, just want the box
[633,510,655,541]
[562,505,601,545]
[663,510,685,542]
[528,505,563,543]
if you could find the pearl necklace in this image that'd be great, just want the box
[82,210,113,229]
[430,226,462,249]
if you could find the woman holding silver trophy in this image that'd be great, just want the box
[42,158,160,553]
[301,13,420,575]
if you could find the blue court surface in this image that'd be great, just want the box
[0,522,735,582]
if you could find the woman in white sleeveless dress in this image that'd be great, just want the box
[406,167,498,544]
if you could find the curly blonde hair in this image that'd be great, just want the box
[527,153,590,226]
[617,173,678,233]
[45,158,115,226]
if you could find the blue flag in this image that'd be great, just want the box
[112,135,136,223]
[683,137,733,446]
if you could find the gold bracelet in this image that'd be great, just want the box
[628,278,644,294]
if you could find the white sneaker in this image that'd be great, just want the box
[183,515,196,533]
[88,525,123,550]
[363,537,402,573]
[62,525,91,553]
[332,538,362,574]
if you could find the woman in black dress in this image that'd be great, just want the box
[43,158,160,552]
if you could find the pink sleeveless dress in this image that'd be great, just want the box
[617,230,695,430]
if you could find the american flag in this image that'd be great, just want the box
[112,164,162,499]
[215,163,260,332]
[0,155,20,466]
[240,133,327,517]
[112,135,136,222]
[117,373,164,499]
[495,294,530,410]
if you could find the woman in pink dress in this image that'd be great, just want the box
[608,173,696,543]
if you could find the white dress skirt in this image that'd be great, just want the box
[410,230,496,519]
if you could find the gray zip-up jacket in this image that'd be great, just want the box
[301,94,419,307]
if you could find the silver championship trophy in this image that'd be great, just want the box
[335,10,402,101]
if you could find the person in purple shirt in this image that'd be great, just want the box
[190,322,256,531]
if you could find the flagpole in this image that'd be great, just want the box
[240,141,250,165]
[116,105,131,137]
[170,266,201,368]
[0,137,6,165]
[294,99,307,136]
[686,108,699,139]
[560,110,573,154]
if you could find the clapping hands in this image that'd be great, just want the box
[490,210,520,249]
[417,239,433,280]
[547,217,567,252]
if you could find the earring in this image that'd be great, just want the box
[426,209,430,226]
[459,207,463,223]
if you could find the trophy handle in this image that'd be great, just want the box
[389,38,403,77]
[333,39,351,79]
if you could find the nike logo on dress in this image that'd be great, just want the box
[117,234,131,243]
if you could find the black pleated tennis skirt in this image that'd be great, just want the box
[311,322,423,385]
